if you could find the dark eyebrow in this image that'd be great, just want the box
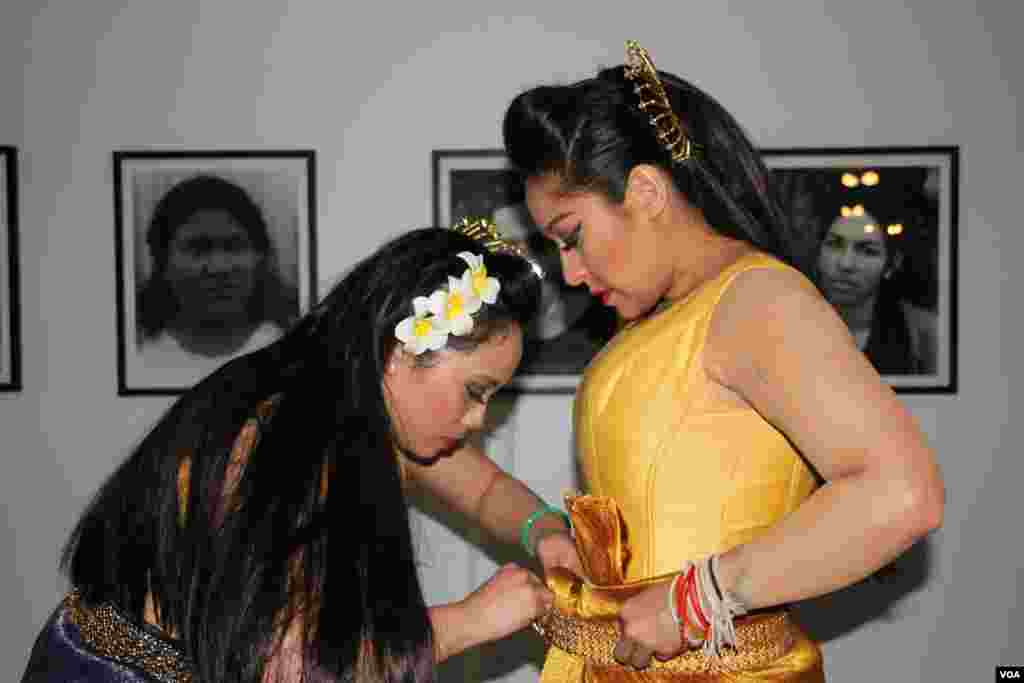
[543,212,574,235]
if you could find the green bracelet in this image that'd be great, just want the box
[520,504,571,557]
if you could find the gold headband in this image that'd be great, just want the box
[623,40,702,164]
[452,216,544,277]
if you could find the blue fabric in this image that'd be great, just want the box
[22,603,183,683]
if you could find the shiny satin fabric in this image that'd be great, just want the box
[534,495,823,682]
[572,255,823,583]
[538,254,827,683]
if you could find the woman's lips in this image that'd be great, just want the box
[826,278,862,293]
[440,436,463,450]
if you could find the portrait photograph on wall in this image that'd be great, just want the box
[766,146,959,393]
[433,149,618,392]
[0,146,21,393]
[114,150,317,395]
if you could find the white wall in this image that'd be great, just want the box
[2,1,1020,681]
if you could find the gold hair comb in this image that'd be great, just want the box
[452,216,544,277]
[623,40,702,164]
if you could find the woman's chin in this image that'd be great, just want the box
[398,442,460,466]
[397,444,440,466]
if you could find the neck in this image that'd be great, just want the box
[831,295,877,332]
[666,234,755,303]
[658,200,758,303]
[167,316,259,358]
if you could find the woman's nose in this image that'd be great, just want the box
[201,249,235,273]
[837,247,858,270]
[560,250,587,287]
[462,401,486,431]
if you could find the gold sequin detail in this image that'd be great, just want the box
[64,590,192,683]
[534,608,794,674]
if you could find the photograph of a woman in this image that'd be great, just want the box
[115,151,316,394]
[768,148,956,393]
[816,206,937,375]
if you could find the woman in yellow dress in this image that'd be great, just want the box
[502,41,945,681]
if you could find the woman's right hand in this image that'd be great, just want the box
[461,563,554,645]
[535,529,585,579]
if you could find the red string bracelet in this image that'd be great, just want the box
[687,566,711,634]
[675,566,703,644]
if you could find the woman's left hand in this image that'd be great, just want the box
[614,579,686,669]
[535,530,585,578]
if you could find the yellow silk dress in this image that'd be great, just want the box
[536,253,825,682]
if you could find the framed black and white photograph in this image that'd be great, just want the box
[1,146,21,393]
[114,150,317,395]
[765,146,958,393]
[433,149,618,393]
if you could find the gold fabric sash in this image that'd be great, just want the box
[536,567,794,675]
[533,494,801,678]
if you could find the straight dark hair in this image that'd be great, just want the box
[503,66,813,275]
[64,227,540,682]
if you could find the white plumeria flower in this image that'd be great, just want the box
[394,296,450,355]
[429,276,482,336]
[458,251,501,304]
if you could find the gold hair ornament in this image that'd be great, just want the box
[623,40,702,164]
[452,216,544,278]
[394,250,500,356]
[394,217,544,356]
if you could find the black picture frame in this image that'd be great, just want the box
[432,149,618,393]
[0,146,21,393]
[764,146,959,393]
[114,150,317,396]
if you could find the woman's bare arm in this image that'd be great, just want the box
[705,267,944,609]
[404,443,576,564]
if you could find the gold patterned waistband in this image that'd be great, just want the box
[63,590,193,683]
[534,608,795,674]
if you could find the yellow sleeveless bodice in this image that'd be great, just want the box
[539,253,824,682]
[576,252,819,578]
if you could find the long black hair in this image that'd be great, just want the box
[503,65,811,274]
[64,227,540,682]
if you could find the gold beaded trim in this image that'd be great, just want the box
[64,590,193,683]
[533,607,794,674]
